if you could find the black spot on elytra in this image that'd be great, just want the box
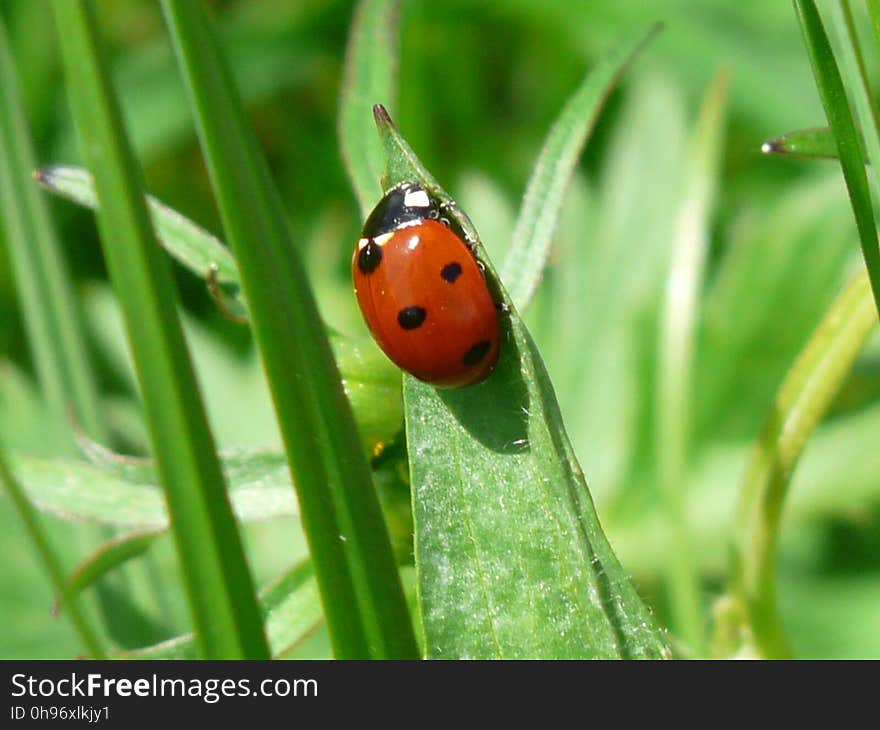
[397,306,427,330]
[462,340,491,366]
[357,241,382,274]
[440,262,463,283]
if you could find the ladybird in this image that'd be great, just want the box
[352,182,500,387]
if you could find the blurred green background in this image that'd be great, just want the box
[1,0,878,658]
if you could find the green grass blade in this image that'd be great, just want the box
[829,2,880,203]
[0,445,105,658]
[500,24,661,310]
[55,531,159,615]
[375,107,670,659]
[159,0,417,659]
[761,126,841,158]
[50,0,268,659]
[868,0,880,64]
[794,0,880,318]
[732,270,877,659]
[339,0,400,216]
[0,19,105,441]
[656,71,728,656]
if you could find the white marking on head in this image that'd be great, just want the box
[357,237,370,250]
[404,189,430,208]
[373,232,394,246]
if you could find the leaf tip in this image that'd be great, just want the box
[373,103,393,129]
[760,139,779,155]
[32,166,52,186]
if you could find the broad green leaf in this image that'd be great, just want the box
[794,0,880,317]
[500,24,660,310]
[55,531,160,615]
[123,560,321,659]
[6,449,297,530]
[374,106,670,659]
[339,0,400,215]
[36,165,245,314]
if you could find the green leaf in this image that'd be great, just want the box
[794,0,880,318]
[732,270,877,659]
[761,126,841,159]
[36,165,245,314]
[500,24,661,310]
[6,449,298,530]
[828,0,880,230]
[51,0,268,659]
[373,107,670,659]
[160,0,417,659]
[55,531,160,615]
[123,560,322,659]
[339,0,400,215]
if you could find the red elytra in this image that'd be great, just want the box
[353,215,500,388]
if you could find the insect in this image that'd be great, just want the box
[352,182,500,387]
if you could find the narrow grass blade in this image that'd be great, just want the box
[54,531,160,615]
[869,0,880,64]
[731,270,877,659]
[35,165,242,299]
[159,0,417,659]
[0,445,105,658]
[500,24,661,310]
[339,0,400,215]
[123,560,322,659]
[50,0,268,659]
[0,19,105,442]
[761,126,841,158]
[2,14,154,652]
[656,70,728,656]
[375,106,670,658]
[828,2,880,207]
[794,0,880,318]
